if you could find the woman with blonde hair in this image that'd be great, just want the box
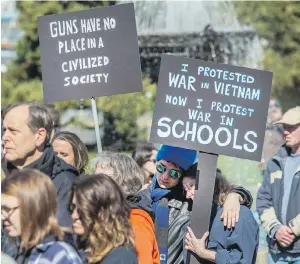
[52,131,89,174]
[1,169,82,264]
[71,174,137,264]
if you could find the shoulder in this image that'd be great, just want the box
[52,158,77,189]
[216,206,258,227]
[41,241,82,264]
[130,209,156,243]
[53,155,79,179]
[101,246,137,264]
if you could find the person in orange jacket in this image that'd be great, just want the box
[93,152,160,264]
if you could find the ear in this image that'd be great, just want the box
[35,128,48,147]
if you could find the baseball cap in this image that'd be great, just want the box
[274,106,300,126]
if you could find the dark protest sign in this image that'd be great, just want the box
[150,55,272,161]
[38,3,142,103]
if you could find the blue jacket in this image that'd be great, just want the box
[207,206,259,264]
[15,235,82,264]
[256,145,300,253]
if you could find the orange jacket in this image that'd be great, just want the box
[130,208,160,264]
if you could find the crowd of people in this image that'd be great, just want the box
[1,101,300,264]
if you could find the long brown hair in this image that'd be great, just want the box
[73,174,134,263]
[52,131,89,173]
[185,164,233,205]
[1,169,63,251]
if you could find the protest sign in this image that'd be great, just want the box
[38,3,142,103]
[150,54,273,162]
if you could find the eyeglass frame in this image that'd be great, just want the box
[1,205,20,220]
[156,163,182,180]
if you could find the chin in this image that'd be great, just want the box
[4,153,14,161]
[73,226,85,236]
[6,229,20,237]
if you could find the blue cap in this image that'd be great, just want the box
[155,145,197,171]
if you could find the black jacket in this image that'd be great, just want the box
[96,246,137,264]
[2,144,78,227]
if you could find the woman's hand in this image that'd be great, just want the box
[221,193,241,228]
[185,227,209,257]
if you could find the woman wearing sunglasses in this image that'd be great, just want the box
[1,169,82,264]
[184,168,259,263]
[136,144,254,264]
[71,174,138,264]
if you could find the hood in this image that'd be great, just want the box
[26,144,79,179]
[272,144,292,164]
[130,208,155,230]
[127,191,154,220]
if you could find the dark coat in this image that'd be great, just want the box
[96,246,137,264]
[2,144,78,227]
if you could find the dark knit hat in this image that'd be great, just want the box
[155,145,197,171]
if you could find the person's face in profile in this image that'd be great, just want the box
[182,177,195,200]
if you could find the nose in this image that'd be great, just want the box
[186,190,194,200]
[283,129,290,136]
[71,208,79,221]
[2,130,8,142]
[162,171,170,180]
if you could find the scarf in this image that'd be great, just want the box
[151,175,171,264]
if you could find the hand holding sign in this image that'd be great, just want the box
[150,55,272,264]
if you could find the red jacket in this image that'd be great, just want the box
[130,208,160,264]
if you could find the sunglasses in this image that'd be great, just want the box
[156,163,182,180]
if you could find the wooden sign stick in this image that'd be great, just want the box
[188,151,218,264]
[91,97,102,153]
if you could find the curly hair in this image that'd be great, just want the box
[185,164,233,205]
[132,142,157,168]
[73,174,134,263]
[92,152,144,195]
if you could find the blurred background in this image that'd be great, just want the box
[1,1,300,262]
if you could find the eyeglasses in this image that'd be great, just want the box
[1,205,19,220]
[156,163,182,180]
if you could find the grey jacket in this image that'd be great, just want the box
[257,145,300,254]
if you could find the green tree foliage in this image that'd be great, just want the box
[2,1,157,149]
[235,1,300,108]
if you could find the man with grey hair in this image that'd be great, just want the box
[2,102,78,227]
